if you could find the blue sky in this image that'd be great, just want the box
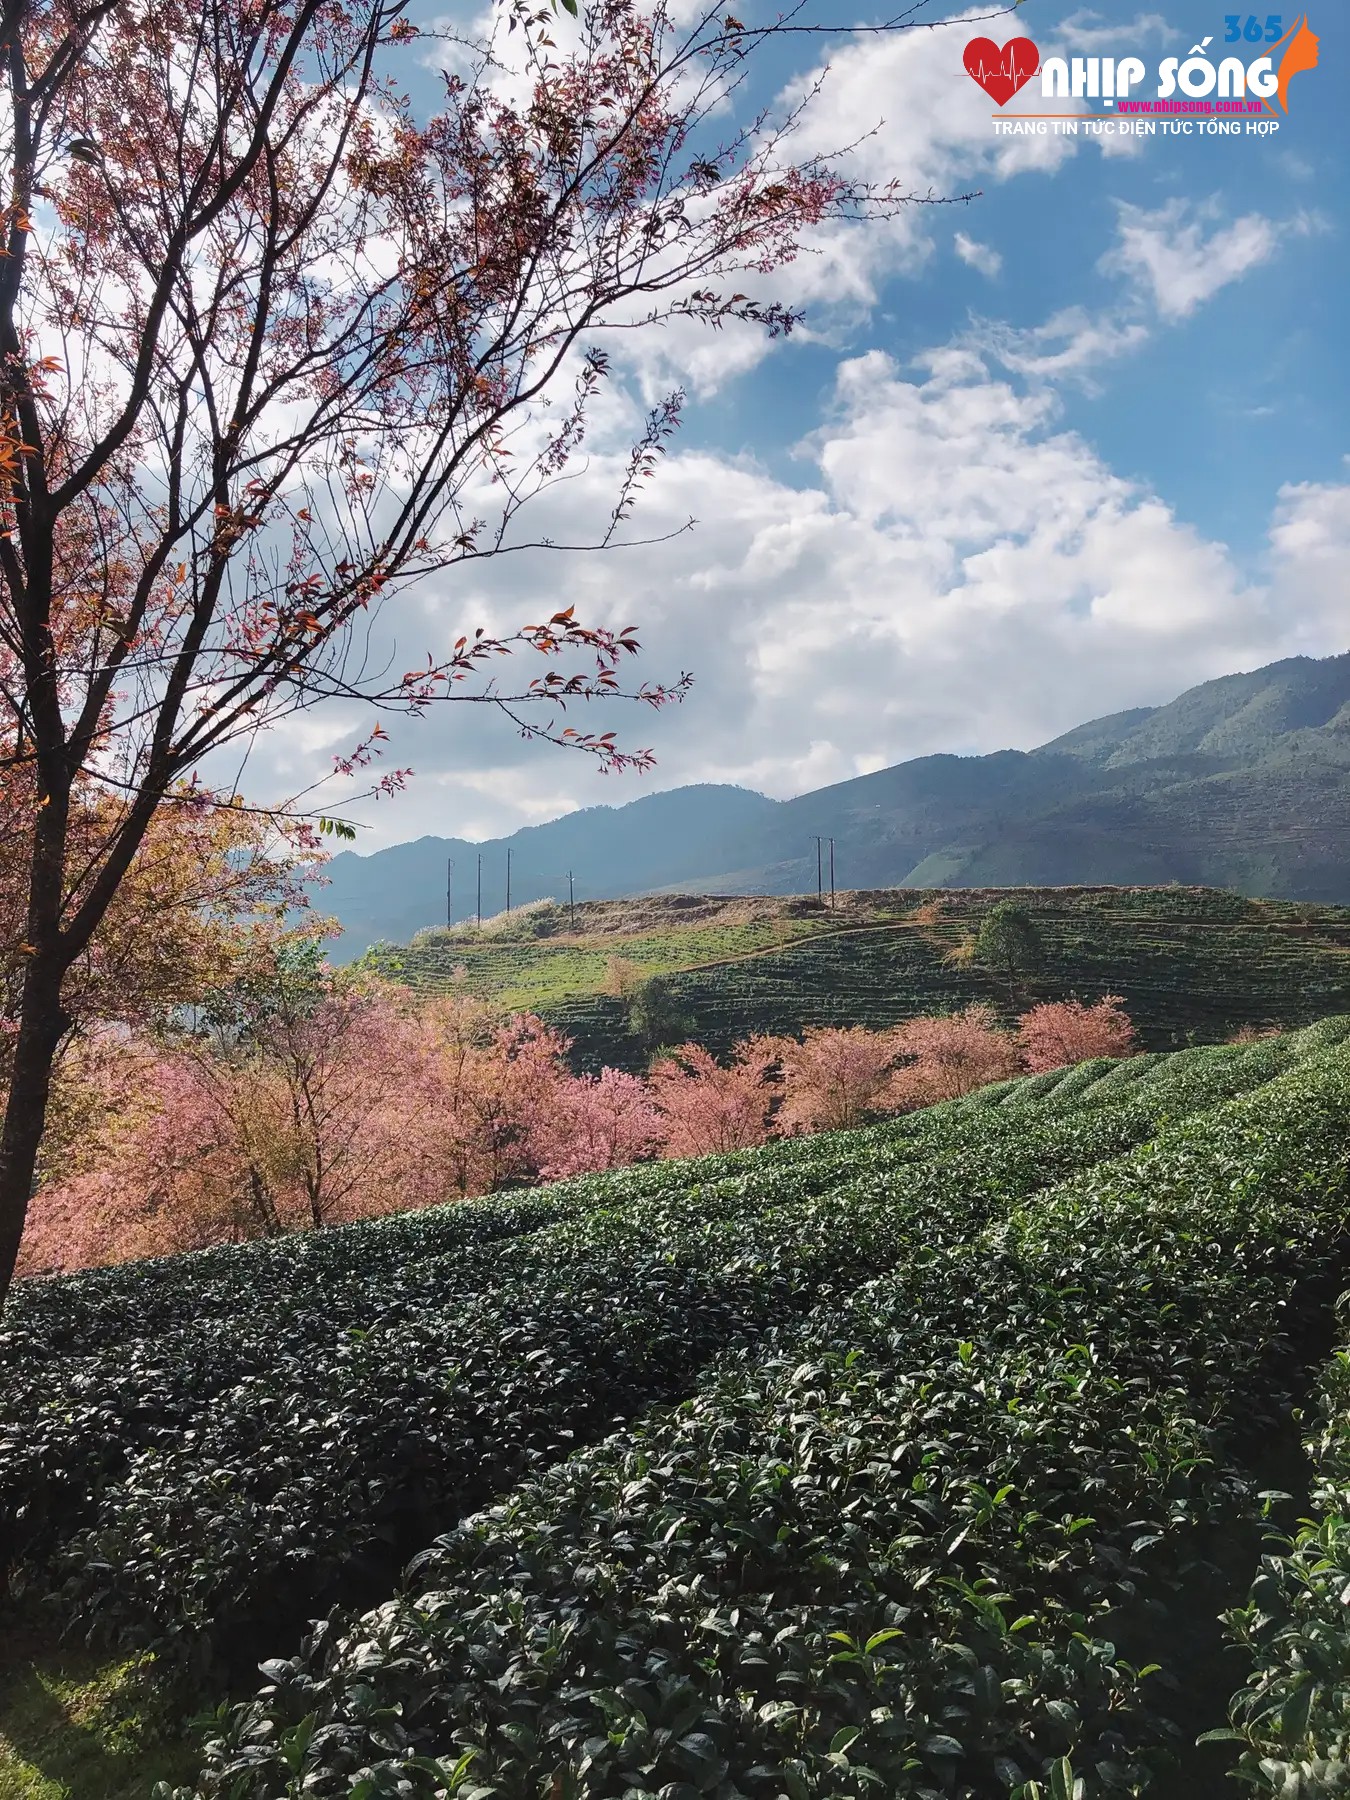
[709,2,1347,566]
[256,1,1348,844]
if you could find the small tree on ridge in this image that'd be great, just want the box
[976,902,1045,1004]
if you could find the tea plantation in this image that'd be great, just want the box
[368,887,1350,1071]
[4,1021,1350,1795]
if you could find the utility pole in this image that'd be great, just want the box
[814,836,823,901]
[446,857,453,928]
[568,870,575,930]
[829,839,835,910]
[475,853,482,926]
[505,846,512,913]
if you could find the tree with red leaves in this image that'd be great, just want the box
[886,1005,1021,1109]
[1016,996,1137,1074]
[0,0,1010,1302]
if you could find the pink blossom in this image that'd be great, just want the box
[532,1068,663,1179]
[772,1027,901,1135]
[886,1006,1022,1109]
[1016,997,1137,1073]
[648,1040,777,1159]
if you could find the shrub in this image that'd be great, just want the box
[1017,996,1138,1072]
[886,1004,1021,1107]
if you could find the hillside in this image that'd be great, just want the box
[317,651,1350,955]
[369,884,1350,1070]
[5,1021,1350,1797]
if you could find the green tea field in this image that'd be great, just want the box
[3,1020,1350,1796]
[369,886,1350,1069]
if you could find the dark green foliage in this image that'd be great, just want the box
[1218,1320,1350,1789]
[1,1029,1334,1684]
[975,901,1045,1002]
[171,1037,1350,1798]
[5,1022,1350,1800]
[626,975,695,1055]
[2,1052,1276,1680]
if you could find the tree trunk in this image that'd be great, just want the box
[305,1170,323,1231]
[0,959,71,1301]
[245,1164,285,1239]
[0,725,77,1308]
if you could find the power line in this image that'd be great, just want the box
[829,838,835,909]
[476,853,482,926]
[505,846,512,913]
[446,857,453,928]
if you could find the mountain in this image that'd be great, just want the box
[315,651,1350,957]
[313,785,778,954]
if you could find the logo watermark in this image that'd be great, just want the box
[964,15,1319,140]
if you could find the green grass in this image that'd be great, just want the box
[0,1609,195,1800]
[373,915,829,1009]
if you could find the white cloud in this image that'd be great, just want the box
[599,5,1115,400]
[973,305,1150,383]
[237,347,1350,847]
[1056,10,1181,49]
[193,15,1340,850]
[1266,473,1350,645]
[974,194,1287,388]
[1102,197,1281,320]
[954,231,1002,278]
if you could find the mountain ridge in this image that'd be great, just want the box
[315,650,1350,957]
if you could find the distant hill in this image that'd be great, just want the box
[369,885,1350,1072]
[316,651,1350,958]
[310,784,775,956]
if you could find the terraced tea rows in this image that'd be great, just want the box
[176,1032,1350,1797]
[6,1035,1316,1681]
[4,1020,1349,1799]
[633,913,1350,1071]
[371,888,1350,1072]
[376,917,824,1010]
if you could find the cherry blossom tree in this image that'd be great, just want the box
[202,963,440,1229]
[444,1011,576,1196]
[886,1005,1021,1109]
[648,1037,777,1159]
[17,1040,291,1275]
[18,985,566,1275]
[0,0,1007,1302]
[1016,997,1138,1073]
[772,1025,901,1134]
[0,789,314,1091]
[531,1066,662,1180]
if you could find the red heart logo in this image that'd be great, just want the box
[963,36,1040,106]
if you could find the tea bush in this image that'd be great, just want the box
[3,1033,1337,1682]
[1218,1312,1350,1791]
[177,1044,1350,1797]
